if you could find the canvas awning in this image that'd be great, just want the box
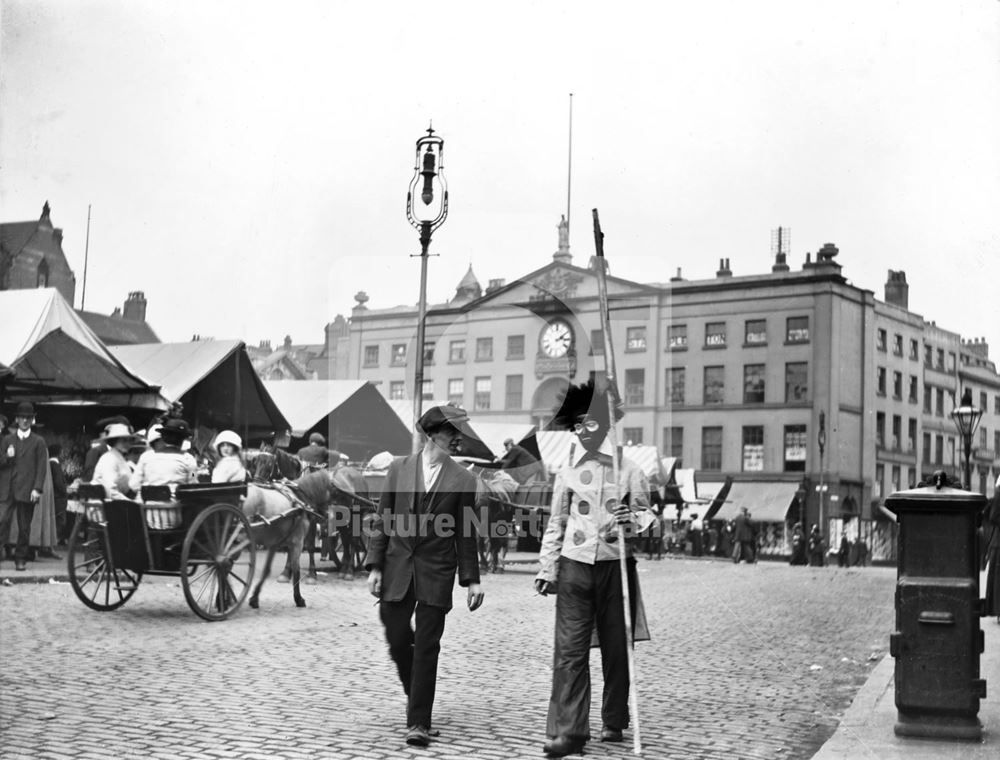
[0,288,161,405]
[263,380,410,458]
[111,340,288,439]
[465,419,537,461]
[621,444,662,481]
[711,481,801,523]
[536,430,576,473]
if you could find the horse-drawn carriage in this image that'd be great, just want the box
[67,482,257,621]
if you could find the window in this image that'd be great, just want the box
[449,340,466,363]
[743,364,765,403]
[783,425,807,472]
[447,378,464,406]
[473,377,491,410]
[947,352,956,372]
[701,427,722,471]
[875,464,884,499]
[995,396,1000,415]
[389,381,406,400]
[907,418,917,452]
[935,388,944,417]
[922,432,931,464]
[668,324,688,349]
[363,345,379,366]
[705,322,727,348]
[980,391,988,411]
[785,362,808,402]
[892,371,902,400]
[624,369,645,405]
[876,412,885,447]
[876,367,886,396]
[505,375,523,410]
[907,466,916,489]
[36,260,49,288]
[892,334,903,356]
[936,348,944,370]
[590,329,604,356]
[475,338,493,361]
[664,427,683,463]
[876,329,887,352]
[626,327,647,352]
[980,427,988,449]
[623,427,643,445]
[923,386,932,414]
[909,376,918,403]
[947,437,954,465]
[666,367,685,404]
[421,379,433,401]
[745,319,767,345]
[892,415,901,450]
[935,434,944,465]
[909,339,919,361]
[390,344,406,366]
[423,341,435,364]
[742,426,764,472]
[994,431,1000,459]
[703,366,725,404]
[924,345,933,367]
[786,316,809,343]
[891,465,901,492]
[507,335,524,360]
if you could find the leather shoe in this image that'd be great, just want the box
[600,727,623,742]
[14,559,27,571]
[543,736,585,757]
[405,725,431,747]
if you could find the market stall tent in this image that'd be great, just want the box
[0,288,161,406]
[111,340,288,442]
[263,380,410,459]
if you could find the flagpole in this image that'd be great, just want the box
[592,208,642,755]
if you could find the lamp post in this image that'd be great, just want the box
[406,125,449,454]
[950,387,983,490]
[817,411,826,533]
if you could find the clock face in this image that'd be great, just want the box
[541,320,573,358]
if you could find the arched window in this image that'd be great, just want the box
[36,259,50,288]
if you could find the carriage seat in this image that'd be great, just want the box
[140,484,183,530]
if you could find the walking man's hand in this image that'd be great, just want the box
[467,582,484,611]
[367,569,382,599]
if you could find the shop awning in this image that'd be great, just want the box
[712,481,800,523]
[622,444,662,481]
[536,430,576,473]
[465,419,537,461]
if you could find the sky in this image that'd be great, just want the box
[2,1,999,358]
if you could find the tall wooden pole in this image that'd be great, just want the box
[592,208,642,755]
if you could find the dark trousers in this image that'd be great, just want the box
[0,500,35,560]
[546,557,637,741]
[379,581,448,729]
[734,540,756,563]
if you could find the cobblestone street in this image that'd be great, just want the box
[1,558,896,760]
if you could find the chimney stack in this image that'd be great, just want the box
[772,251,789,273]
[716,258,732,277]
[884,270,909,309]
[670,267,685,282]
[123,290,147,321]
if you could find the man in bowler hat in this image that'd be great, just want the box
[0,403,49,570]
[365,404,484,747]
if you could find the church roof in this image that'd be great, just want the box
[457,264,480,292]
[77,310,160,346]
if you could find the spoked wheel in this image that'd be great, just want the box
[181,503,256,621]
[67,513,142,611]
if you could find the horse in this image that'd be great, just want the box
[323,462,374,581]
[472,468,519,574]
[241,468,337,609]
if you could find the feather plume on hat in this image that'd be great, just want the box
[549,377,624,430]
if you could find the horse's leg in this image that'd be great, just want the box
[249,546,277,609]
[303,518,318,585]
[277,549,292,583]
[289,516,307,607]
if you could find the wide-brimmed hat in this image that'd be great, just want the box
[160,418,192,439]
[215,430,243,451]
[15,402,35,418]
[100,423,139,443]
[417,404,476,438]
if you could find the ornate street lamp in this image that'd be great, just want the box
[950,387,983,490]
[406,125,449,453]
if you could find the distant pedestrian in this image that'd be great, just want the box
[297,432,329,469]
[689,513,704,556]
[733,506,755,564]
[496,437,545,484]
[789,522,807,565]
[808,525,825,567]
[837,533,850,568]
[48,444,70,547]
[0,403,49,571]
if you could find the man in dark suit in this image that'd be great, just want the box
[365,404,484,747]
[733,506,756,564]
[0,403,49,570]
[297,432,329,469]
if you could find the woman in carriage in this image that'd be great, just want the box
[128,418,198,492]
[92,422,141,500]
[211,430,247,483]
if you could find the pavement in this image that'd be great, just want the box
[2,551,998,760]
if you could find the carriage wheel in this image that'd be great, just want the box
[67,513,142,611]
[181,503,256,621]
